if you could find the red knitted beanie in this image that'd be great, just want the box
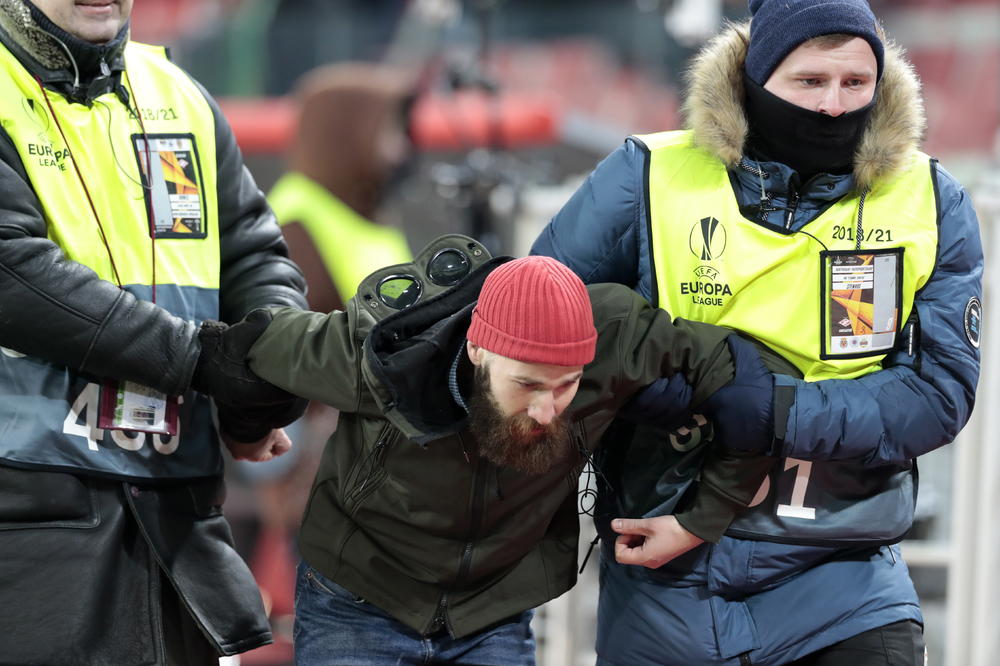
[467,256,597,366]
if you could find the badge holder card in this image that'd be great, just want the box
[99,379,179,435]
[819,248,904,360]
[132,133,207,239]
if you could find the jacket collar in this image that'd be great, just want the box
[682,21,926,192]
[363,257,513,445]
[0,0,128,104]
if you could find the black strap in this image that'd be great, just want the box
[579,535,601,575]
[771,384,796,454]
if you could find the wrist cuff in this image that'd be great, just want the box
[674,481,747,543]
[771,383,796,456]
[675,452,774,542]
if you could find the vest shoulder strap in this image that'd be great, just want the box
[630,129,692,152]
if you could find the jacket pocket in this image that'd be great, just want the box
[344,428,394,512]
[164,476,226,519]
[304,565,367,604]
[0,466,99,530]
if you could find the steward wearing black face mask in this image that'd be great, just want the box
[531,0,983,664]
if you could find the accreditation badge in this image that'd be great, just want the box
[98,379,179,435]
[820,248,903,359]
[132,133,207,238]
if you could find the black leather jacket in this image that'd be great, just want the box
[0,6,305,660]
[0,11,306,394]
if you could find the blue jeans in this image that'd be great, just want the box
[294,561,537,665]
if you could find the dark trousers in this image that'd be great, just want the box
[785,621,925,666]
[294,562,537,665]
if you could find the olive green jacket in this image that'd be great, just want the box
[248,258,773,638]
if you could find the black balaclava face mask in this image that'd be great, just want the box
[743,73,876,182]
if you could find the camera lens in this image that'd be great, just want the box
[378,276,421,310]
[427,249,470,286]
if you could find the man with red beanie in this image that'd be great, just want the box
[205,235,791,665]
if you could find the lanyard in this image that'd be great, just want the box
[35,73,159,303]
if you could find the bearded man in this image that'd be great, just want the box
[204,234,795,665]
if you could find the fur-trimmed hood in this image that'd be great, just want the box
[0,0,68,71]
[682,21,926,191]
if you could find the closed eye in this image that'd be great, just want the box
[553,379,580,398]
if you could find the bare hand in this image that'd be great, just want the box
[612,515,705,568]
[222,428,292,462]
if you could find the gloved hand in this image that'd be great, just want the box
[618,372,693,431]
[190,308,307,441]
[700,335,775,454]
[190,309,290,406]
[215,396,308,443]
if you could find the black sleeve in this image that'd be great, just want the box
[192,80,308,322]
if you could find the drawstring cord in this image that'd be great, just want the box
[35,68,159,302]
[579,534,601,575]
[576,442,612,574]
[43,31,80,91]
[738,159,773,214]
[739,158,869,251]
[36,75,122,288]
[855,189,868,250]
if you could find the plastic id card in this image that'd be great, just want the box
[132,133,207,238]
[820,248,903,359]
[99,379,179,435]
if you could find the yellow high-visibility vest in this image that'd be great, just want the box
[635,130,938,543]
[0,40,224,480]
[638,129,937,381]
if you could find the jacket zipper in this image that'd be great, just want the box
[784,189,799,229]
[431,436,488,634]
[345,433,390,507]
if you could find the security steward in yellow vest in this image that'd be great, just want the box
[270,62,414,314]
[0,2,307,664]
[532,3,982,663]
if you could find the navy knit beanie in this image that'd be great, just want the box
[745,0,885,85]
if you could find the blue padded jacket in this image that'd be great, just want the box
[531,22,981,665]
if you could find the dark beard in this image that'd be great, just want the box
[466,365,577,475]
